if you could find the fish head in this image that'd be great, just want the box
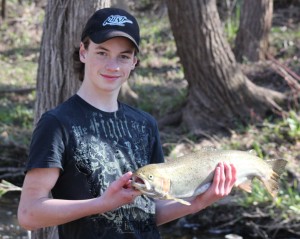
[131,165,170,199]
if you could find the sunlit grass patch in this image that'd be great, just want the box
[0,57,37,89]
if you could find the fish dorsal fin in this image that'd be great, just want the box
[265,159,287,176]
[237,179,252,193]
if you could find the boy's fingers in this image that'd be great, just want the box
[223,163,232,192]
[121,172,133,182]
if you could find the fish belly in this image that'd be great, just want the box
[164,162,215,198]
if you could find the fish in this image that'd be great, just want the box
[131,149,287,205]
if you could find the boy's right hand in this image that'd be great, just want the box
[100,172,142,211]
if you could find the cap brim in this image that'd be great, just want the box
[89,30,139,52]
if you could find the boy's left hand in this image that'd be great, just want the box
[191,162,237,211]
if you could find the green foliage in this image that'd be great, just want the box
[270,26,300,59]
[0,58,37,89]
[238,176,300,221]
[0,180,22,198]
[0,0,44,49]
[0,0,41,148]
[237,179,272,207]
[133,14,185,117]
[1,105,33,128]
[275,179,300,215]
[284,111,300,139]
[132,74,186,117]
[226,111,300,224]
[223,2,241,44]
[251,141,264,158]
[270,111,300,143]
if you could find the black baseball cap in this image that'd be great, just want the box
[81,8,140,51]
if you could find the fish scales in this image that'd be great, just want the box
[132,149,287,205]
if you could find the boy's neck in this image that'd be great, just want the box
[77,88,119,112]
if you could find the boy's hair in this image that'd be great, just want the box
[73,37,90,82]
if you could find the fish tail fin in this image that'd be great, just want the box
[238,179,253,193]
[263,159,287,197]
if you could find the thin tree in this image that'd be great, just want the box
[1,0,5,20]
[234,0,273,62]
[165,0,286,136]
[32,1,110,238]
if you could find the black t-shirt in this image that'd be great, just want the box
[27,94,164,239]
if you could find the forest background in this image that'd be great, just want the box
[0,0,300,239]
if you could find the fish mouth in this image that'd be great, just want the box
[131,175,157,197]
[132,175,150,190]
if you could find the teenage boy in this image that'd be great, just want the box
[18,8,237,239]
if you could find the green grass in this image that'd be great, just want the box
[132,15,186,117]
[223,112,300,224]
[270,26,300,59]
[0,58,37,89]
[0,1,42,147]
[237,176,300,222]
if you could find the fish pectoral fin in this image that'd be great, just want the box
[173,197,191,206]
[237,180,252,193]
[164,194,191,206]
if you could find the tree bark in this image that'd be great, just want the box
[32,1,110,238]
[34,0,110,124]
[234,0,273,62]
[166,0,284,136]
[1,0,6,20]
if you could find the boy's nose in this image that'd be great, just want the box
[105,58,120,71]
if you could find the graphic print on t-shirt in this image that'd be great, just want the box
[71,110,157,234]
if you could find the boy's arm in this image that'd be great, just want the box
[18,168,141,230]
[155,162,237,226]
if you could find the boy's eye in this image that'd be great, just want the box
[120,54,130,60]
[97,51,107,56]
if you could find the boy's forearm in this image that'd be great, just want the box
[18,197,103,230]
[155,199,203,226]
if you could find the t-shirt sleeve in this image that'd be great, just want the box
[26,112,65,172]
[150,120,164,164]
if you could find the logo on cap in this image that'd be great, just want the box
[103,15,133,27]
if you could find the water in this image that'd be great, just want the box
[0,193,29,239]
[159,219,240,239]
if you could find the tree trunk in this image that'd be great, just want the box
[1,0,6,20]
[166,0,284,136]
[32,1,110,238]
[34,0,110,123]
[234,0,273,62]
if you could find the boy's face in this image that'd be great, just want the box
[79,37,137,96]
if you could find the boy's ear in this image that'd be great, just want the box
[79,43,87,62]
[131,56,138,69]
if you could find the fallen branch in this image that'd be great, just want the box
[0,87,35,94]
[266,53,300,109]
